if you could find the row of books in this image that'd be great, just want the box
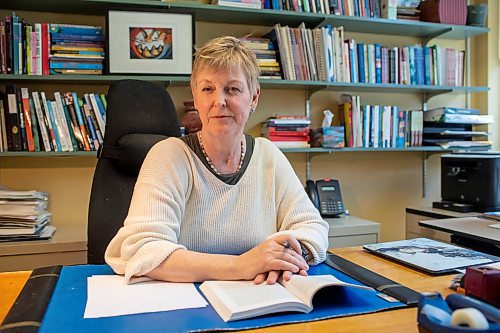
[266,24,465,86]
[239,37,282,79]
[0,189,55,242]
[0,12,104,75]
[259,0,383,16]
[211,0,415,20]
[262,116,311,148]
[0,85,107,152]
[212,0,263,9]
[339,94,424,148]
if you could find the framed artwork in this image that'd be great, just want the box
[107,10,193,75]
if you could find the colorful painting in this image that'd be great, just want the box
[129,27,173,60]
[108,10,192,74]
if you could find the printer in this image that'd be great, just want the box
[433,152,500,213]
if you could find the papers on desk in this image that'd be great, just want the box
[84,275,208,318]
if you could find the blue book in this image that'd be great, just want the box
[12,17,19,75]
[423,46,431,85]
[364,0,370,17]
[397,110,406,148]
[357,43,365,83]
[374,43,382,84]
[50,62,103,70]
[71,92,87,136]
[409,46,416,85]
[353,0,359,16]
[372,0,381,18]
[50,33,105,42]
[391,106,399,148]
[326,25,334,82]
[91,93,107,124]
[348,40,358,83]
[45,101,62,151]
[49,24,103,36]
[414,45,424,85]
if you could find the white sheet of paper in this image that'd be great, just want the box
[84,275,208,318]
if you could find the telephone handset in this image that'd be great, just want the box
[305,179,345,217]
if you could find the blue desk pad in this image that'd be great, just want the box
[39,264,407,333]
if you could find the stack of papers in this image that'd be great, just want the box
[0,189,56,242]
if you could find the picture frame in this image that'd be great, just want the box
[107,10,193,75]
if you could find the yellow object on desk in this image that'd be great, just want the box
[0,271,30,322]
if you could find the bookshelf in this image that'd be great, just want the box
[0,0,492,265]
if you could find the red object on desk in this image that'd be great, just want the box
[464,266,500,307]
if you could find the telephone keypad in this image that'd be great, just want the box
[320,200,344,215]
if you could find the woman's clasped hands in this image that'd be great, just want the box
[238,235,309,285]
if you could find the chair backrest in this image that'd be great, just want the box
[87,80,181,264]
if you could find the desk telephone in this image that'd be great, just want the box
[306,179,345,217]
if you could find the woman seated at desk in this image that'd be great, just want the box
[105,36,329,285]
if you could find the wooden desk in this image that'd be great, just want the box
[0,247,454,333]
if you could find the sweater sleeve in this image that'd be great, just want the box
[265,142,329,265]
[104,139,191,282]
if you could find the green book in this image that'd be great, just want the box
[29,97,40,151]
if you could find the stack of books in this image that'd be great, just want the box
[422,107,492,149]
[212,0,262,9]
[0,189,55,242]
[49,23,105,75]
[262,116,310,148]
[239,37,282,80]
[396,0,420,20]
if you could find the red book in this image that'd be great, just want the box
[262,127,309,136]
[20,88,35,151]
[41,23,50,75]
[267,135,310,142]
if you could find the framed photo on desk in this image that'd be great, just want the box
[107,10,193,75]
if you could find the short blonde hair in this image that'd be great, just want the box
[191,36,260,97]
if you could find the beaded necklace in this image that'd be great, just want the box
[197,132,245,175]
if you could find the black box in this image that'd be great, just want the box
[440,152,500,212]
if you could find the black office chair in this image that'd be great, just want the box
[87,80,181,264]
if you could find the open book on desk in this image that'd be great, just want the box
[199,274,373,322]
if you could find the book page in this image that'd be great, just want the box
[200,280,307,322]
[281,274,373,307]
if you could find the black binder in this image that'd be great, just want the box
[0,265,62,333]
[325,254,420,306]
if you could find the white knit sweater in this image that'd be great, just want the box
[105,137,329,282]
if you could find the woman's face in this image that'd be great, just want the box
[192,66,259,138]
